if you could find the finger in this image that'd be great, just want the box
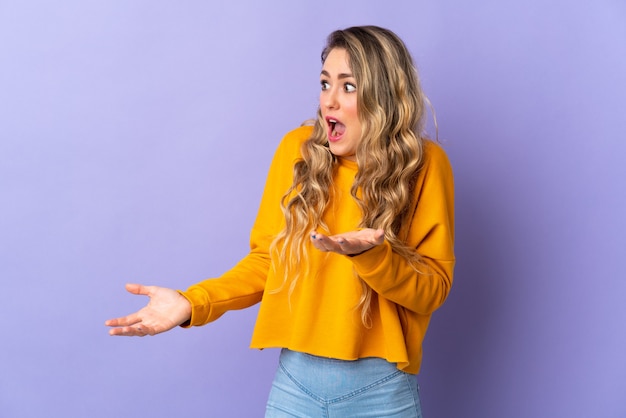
[109,326,135,336]
[337,239,361,255]
[310,233,338,252]
[104,313,141,327]
[319,238,346,253]
[372,229,385,244]
[337,235,378,255]
[310,230,322,242]
[310,231,327,250]
[125,283,150,296]
[311,238,330,252]
[108,325,148,337]
[336,238,353,252]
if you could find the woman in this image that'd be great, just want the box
[106,25,454,417]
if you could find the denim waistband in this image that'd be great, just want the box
[278,349,403,402]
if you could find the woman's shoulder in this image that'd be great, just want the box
[269,125,314,164]
[420,139,454,181]
[274,124,314,155]
[282,124,314,143]
[422,139,452,167]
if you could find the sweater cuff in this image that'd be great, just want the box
[349,241,391,274]
[177,288,211,328]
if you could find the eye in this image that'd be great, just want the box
[344,83,357,93]
[320,80,330,91]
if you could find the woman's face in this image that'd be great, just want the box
[319,48,362,161]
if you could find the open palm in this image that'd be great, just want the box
[105,283,191,337]
[310,228,385,255]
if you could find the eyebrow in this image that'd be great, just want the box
[320,70,354,79]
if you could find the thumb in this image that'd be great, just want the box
[372,229,385,244]
[125,283,149,296]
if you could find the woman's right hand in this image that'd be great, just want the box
[105,283,192,337]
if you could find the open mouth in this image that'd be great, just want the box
[326,117,346,141]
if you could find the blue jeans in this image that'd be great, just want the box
[265,349,422,417]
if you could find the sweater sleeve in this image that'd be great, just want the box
[351,141,455,315]
[179,127,309,326]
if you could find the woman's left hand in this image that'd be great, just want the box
[310,228,385,256]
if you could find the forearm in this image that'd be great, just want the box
[352,241,454,314]
[180,251,270,326]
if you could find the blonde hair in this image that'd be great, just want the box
[272,26,430,325]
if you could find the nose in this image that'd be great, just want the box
[322,87,339,110]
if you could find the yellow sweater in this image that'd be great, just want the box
[181,125,455,374]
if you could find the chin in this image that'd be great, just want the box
[329,147,353,160]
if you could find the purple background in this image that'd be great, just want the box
[1,1,624,417]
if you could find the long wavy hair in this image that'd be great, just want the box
[271,26,431,325]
